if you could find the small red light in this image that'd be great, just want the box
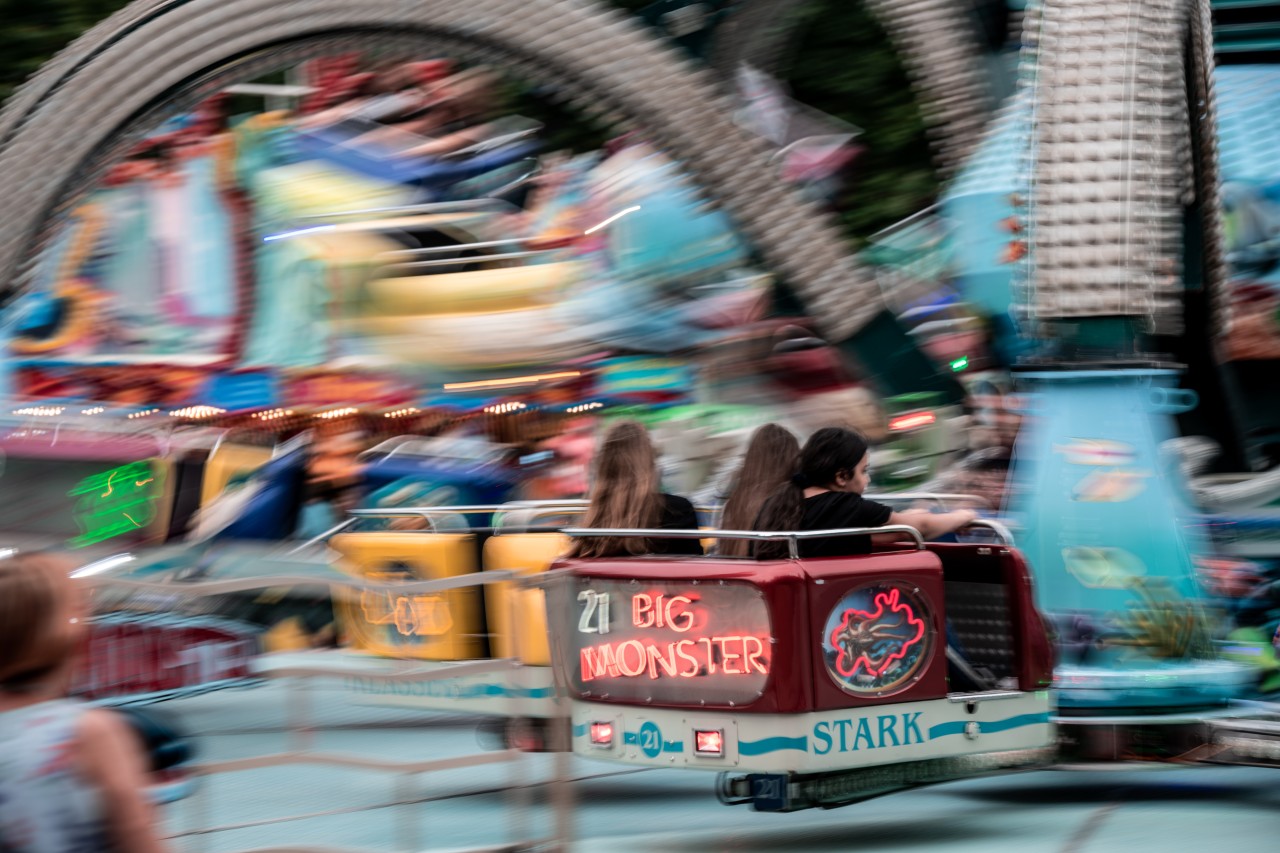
[889,411,937,432]
[694,729,724,757]
[589,722,614,747]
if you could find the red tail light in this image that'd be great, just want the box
[889,411,936,432]
[589,721,614,748]
[694,729,724,757]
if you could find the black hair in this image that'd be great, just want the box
[751,427,869,559]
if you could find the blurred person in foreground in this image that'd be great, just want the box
[0,554,169,853]
[716,424,801,556]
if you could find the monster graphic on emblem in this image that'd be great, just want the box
[823,583,933,696]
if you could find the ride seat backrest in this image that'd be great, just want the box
[200,443,273,507]
[166,449,210,540]
[329,532,485,660]
[928,544,1017,683]
[482,533,570,665]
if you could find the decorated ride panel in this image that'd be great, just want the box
[820,581,935,700]
[73,613,257,701]
[552,557,810,714]
[566,576,773,707]
[0,449,172,550]
[330,532,484,661]
[553,550,949,714]
[570,691,1054,774]
[806,552,948,710]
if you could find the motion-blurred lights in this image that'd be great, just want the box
[566,402,603,413]
[484,402,527,414]
[317,407,359,420]
[262,224,336,242]
[13,405,64,416]
[168,406,226,418]
[253,408,294,421]
[583,205,641,235]
[384,407,419,418]
[443,371,580,391]
[127,409,161,420]
[888,411,937,432]
[70,553,136,578]
[81,406,106,415]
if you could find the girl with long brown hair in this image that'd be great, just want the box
[717,424,800,556]
[0,553,169,853]
[567,420,703,558]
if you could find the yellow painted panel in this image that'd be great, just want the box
[200,444,273,507]
[482,534,569,665]
[364,262,579,314]
[331,532,483,660]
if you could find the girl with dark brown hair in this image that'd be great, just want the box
[716,424,800,557]
[566,420,703,559]
[753,427,977,559]
[0,554,169,853]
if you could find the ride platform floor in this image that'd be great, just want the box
[156,680,1280,853]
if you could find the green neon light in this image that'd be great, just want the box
[949,356,969,372]
[68,460,164,548]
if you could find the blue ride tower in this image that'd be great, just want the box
[1007,353,1251,711]
[993,1,1254,716]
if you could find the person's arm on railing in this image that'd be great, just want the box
[885,508,979,541]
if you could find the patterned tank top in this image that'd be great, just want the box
[0,699,110,852]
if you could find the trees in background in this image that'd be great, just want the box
[0,0,130,103]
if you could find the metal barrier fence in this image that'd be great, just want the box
[84,569,574,853]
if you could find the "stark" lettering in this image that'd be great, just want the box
[811,713,925,753]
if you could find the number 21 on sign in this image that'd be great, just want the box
[577,590,611,634]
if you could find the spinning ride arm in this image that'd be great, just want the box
[0,0,999,402]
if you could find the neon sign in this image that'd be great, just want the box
[68,460,165,548]
[822,582,934,697]
[830,588,925,678]
[569,579,771,705]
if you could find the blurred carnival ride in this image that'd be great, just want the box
[8,0,1280,836]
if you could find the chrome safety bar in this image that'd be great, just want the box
[350,505,514,516]
[559,525,926,559]
[963,518,1015,546]
[865,492,990,508]
[299,199,519,221]
[377,237,538,258]
[380,249,553,272]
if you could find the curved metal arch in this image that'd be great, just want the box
[0,0,887,343]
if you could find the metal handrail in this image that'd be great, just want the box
[865,492,991,509]
[287,503,591,553]
[380,249,553,272]
[359,436,509,463]
[81,569,521,598]
[492,505,588,533]
[560,525,926,559]
[376,237,537,258]
[349,505,511,517]
[298,199,519,221]
[961,518,1015,546]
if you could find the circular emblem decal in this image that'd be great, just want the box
[822,581,934,697]
[638,721,663,758]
